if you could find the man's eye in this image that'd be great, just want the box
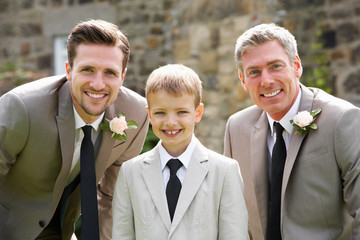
[82,68,93,72]
[272,64,281,69]
[106,70,117,76]
[249,70,260,76]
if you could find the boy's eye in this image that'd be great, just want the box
[178,111,188,114]
[154,111,165,115]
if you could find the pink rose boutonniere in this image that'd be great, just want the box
[100,113,138,141]
[290,108,322,135]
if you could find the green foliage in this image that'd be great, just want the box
[141,124,159,153]
[0,61,46,96]
[303,31,332,94]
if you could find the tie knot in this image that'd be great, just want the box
[167,159,183,176]
[82,125,93,138]
[274,122,284,138]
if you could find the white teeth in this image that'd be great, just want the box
[165,130,179,135]
[263,90,281,97]
[87,92,105,98]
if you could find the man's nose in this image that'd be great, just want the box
[90,72,105,90]
[260,69,274,87]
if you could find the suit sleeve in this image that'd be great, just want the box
[223,117,233,158]
[112,161,135,240]
[98,112,149,239]
[0,92,29,184]
[334,107,360,238]
[218,160,248,240]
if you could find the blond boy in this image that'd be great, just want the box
[112,64,248,240]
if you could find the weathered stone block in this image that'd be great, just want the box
[199,50,218,73]
[337,23,360,43]
[351,44,360,65]
[344,70,360,94]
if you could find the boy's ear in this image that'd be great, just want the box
[146,106,152,124]
[195,103,204,123]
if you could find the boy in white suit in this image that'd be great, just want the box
[112,64,248,240]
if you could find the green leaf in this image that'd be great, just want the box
[127,120,138,129]
[100,123,110,131]
[112,132,127,141]
[310,108,321,117]
[309,123,317,129]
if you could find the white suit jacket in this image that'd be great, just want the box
[112,137,248,240]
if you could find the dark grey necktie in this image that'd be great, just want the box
[80,126,100,240]
[166,158,183,221]
[267,122,286,240]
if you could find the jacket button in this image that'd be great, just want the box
[39,220,47,228]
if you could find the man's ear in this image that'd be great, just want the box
[238,70,248,91]
[65,61,71,81]
[195,103,204,123]
[122,68,127,81]
[146,106,152,124]
[294,56,303,78]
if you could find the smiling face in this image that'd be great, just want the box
[239,40,302,121]
[66,43,126,123]
[147,90,203,157]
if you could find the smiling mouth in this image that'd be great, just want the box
[86,92,106,99]
[163,130,181,135]
[262,89,281,97]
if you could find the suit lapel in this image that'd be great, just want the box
[282,85,315,195]
[94,108,117,181]
[168,139,209,237]
[54,79,75,210]
[251,111,271,234]
[141,145,172,232]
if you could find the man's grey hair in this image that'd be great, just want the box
[235,23,298,74]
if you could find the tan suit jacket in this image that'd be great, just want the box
[224,84,360,239]
[0,75,149,240]
[112,137,248,240]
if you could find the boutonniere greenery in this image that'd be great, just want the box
[290,108,322,135]
[100,113,138,141]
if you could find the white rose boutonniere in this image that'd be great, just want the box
[290,108,321,135]
[100,113,138,141]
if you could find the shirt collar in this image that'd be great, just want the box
[73,106,105,131]
[267,87,302,136]
[159,134,196,170]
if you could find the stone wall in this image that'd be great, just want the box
[0,0,359,153]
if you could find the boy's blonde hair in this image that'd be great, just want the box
[145,64,202,107]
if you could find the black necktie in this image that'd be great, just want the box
[166,158,183,221]
[268,122,286,240]
[80,126,100,240]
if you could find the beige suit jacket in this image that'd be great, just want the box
[112,137,248,240]
[224,85,360,239]
[0,75,149,240]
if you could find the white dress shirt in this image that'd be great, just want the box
[67,107,104,183]
[266,89,301,180]
[158,135,197,188]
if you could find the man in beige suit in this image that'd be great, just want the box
[112,64,248,239]
[224,23,360,239]
[0,20,148,240]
